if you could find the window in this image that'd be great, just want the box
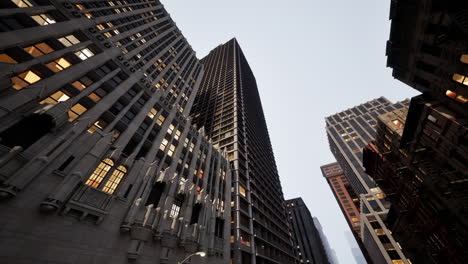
[148,108,158,119]
[72,79,90,91]
[68,103,87,121]
[102,165,127,194]
[392,119,404,129]
[452,73,468,86]
[39,90,70,104]
[12,0,33,7]
[460,54,468,64]
[156,114,165,126]
[58,35,80,47]
[159,138,169,152]
[446,90,467,104]
[239,185,247,197]
[88,92,101,102]
[46,58,72,72]
[0,53,17,63]
[31,14,56,25]
[74,48,94,60]
[87,119,108,134]
[11,70,41,90]
[85,158,114,188]
[170,195,184,218]
[24,42,54,57]
[167,144,176,156]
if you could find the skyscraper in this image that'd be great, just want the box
[190,38,296,264]
[325,97,411,264]
[0,1,232,263]
[286,198,331,264]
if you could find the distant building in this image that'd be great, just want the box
[363,100,467,264]
[325,97,411,264]
[286,198,330,264]
[314,217,340,264]
[321,163,361,237]
[345,231,368,264]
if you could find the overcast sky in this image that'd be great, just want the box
[163,1,418,263]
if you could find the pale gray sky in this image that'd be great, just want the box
[163,1,418,263]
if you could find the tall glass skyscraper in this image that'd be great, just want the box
[190,38,296,264]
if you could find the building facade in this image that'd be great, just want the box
[386,0,468,115]
[286,198,330,264]
[0,1,232,263]
[190,38,297,264]
[363,99,467,264]
[321,162,361,237]
[325,97,411,264]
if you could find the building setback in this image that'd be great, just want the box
[190,38,297,264]
[325,97,411,264]
[286,198,330,264]
[0,1,232,263]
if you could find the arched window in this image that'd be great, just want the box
[85,158,114,188]
[102,165,127,194]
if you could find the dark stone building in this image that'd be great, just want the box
[190,38,297,264]
[386,0,468,115]
[285,198,330,264]
[363,100,467,264]
[0,1,232,263]
[325,97,411,264]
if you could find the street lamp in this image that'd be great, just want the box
[177,251,207,264]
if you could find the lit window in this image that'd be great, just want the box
[74,48,94,60]
[72,80,88,91]
[391,119,403,128]
[460,54,468,64]
[88,93,101,102]
[84,13,92,19]
[159,138,168,151]
[75,4,85,10]
[85,158,114,188]
[0,53,17,63]
[58,35,80,47]
[174,130,181,140]
[239,185,247,197]
[102,165,127,194]
[452,73,468,86]
[148,108,158,119]
[156,114,165,126]
[87,119,108,134]
[24,42,54,57]
[167,144,176,156]
[11,70,41,90]
[39,90,70,104]
[96,24,105,30]
[68,103,87,121]
[46,57,72,72]
[31,14,56,25]
[12,0,33,8]
[446,90,467,104]
[170,196,183,217]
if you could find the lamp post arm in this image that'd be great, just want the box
[177,253,196,264]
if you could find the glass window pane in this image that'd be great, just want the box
[24,46,44,57]
[19,70,41,84]
[0,53,17,63]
